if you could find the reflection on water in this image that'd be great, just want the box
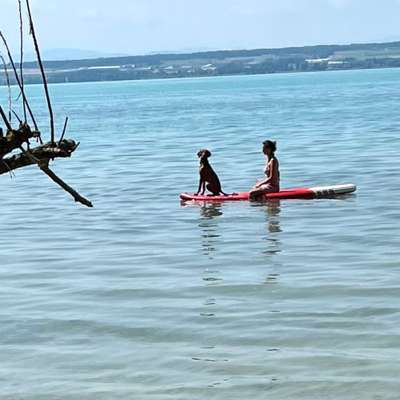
[266,200,282,234]
[183,200,283,257]
[180,201,223,256]
[199,202,224,219]
[264,200,282,257]
[197,202,223,258]
[250,200,283,256]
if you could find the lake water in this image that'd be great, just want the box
[1,69,400,399]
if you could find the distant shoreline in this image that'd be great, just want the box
[2,65,399,88]
[2,40,400,86]
[1,66,398,89]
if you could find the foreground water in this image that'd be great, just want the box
[1,69,400,399]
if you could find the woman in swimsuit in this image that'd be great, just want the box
[249,140,280,200]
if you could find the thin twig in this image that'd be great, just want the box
[0,55,12,122]
[18,0,27,122]
[0,31,39,131]
[0,105,12,131]
[1,159,16,179]
[25,0,55,144]
[59,117,69,144]
[12,110,22,124]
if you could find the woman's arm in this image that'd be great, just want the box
[255,179,269,188]
[255,160,275,187]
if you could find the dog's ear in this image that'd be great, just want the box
[204,150,211,158]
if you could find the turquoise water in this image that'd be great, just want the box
[1,69,400,399]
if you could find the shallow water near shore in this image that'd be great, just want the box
[1,69,400,399]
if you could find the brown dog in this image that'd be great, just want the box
[196,149,227,196]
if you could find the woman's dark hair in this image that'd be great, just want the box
[263,140,277,153]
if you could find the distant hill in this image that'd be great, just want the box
[24,48,128,62]
[4,41,400,85]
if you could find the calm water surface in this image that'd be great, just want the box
[1,69,400,399]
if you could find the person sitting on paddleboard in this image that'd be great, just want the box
[249,140,280,200]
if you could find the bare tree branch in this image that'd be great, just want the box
[39,162,93,208]
[18,0,27,122]
[0,55,12,122]
[0,2,93,209]
[0,139,78,175]
[0,31,39,132]
[25,0,55,144]
[59,116,69,144]
[0,139,93,208]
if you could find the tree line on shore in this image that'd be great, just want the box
[2,41,400,85]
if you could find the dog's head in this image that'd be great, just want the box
[197,149,211,161]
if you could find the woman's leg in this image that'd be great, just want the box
[249,184,277,201]
[249,188,266,201]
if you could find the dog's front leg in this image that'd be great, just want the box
[196,178,203,195]
[200,181,206,195]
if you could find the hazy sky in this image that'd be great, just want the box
[2,0,400,55]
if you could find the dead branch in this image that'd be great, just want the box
[0,106,39,156]
[0,105,12,131]
[12,110,22,124]
[59,117,69,144]
[0,139,78,175]
[0,31,39,132]
[18,0,27,122]
[0,138,92,207]
[0,1,93,209]
[39,162,93,208]
[0,55,12,122]
[25,0,55,144]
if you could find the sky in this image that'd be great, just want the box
[2,0,400,57]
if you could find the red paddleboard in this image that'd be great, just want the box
[180,184,356,202]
